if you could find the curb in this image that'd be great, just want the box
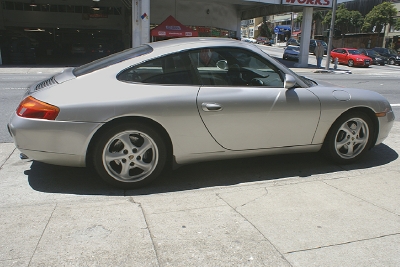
[313,69,352,74]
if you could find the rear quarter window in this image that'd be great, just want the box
[73,45,152,77]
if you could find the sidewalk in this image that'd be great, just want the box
[1,121,399,266]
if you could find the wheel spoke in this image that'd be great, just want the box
[339,124,353,136]
[104,150,125,162]
[353,121,364,135]
[336,138,348,150]
[133,160,152,172]
[118,134,135,151]
[137,138,153,156]
[355,135,368,146]
[119,161,132,179]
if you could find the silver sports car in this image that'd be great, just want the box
[8,37,395,188]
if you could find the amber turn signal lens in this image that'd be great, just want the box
[16,96,60,120]
[375,112,387,117]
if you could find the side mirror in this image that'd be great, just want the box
[284,74,296,89]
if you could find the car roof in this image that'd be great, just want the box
[148,37,244,51]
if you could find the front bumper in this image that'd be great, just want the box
[375,110,395,145]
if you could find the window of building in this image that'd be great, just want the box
[249,28,254,37]
[0,1,121,15]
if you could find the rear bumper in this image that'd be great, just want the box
[8,113,103,167]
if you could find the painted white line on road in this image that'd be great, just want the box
[391,104,400,107]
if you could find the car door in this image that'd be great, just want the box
[337,49,348,64]
[191,47,321,151]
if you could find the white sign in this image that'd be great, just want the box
[281,0,333,8]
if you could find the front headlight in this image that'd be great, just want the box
[356,58,364,61]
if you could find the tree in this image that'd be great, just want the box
[294,11,324,38]
[361,2,397,33]
[394,18,400,31]
[322,4,363,34]
[258,17,273,38]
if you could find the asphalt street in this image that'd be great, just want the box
[0,49,399,266]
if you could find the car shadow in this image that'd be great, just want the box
[26,143,398,196]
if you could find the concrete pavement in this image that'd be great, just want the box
[1,124,399,266]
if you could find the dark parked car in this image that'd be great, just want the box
[286,38,300,46]
[309,39,327,55]
[358,49,387,65]
[283,45,300,61]
[372,47,400,65]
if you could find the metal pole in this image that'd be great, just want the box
[132,0,141,48]
[325,0,337,70]
[291,12,294,38]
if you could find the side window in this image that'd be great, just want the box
[189,47,284,87]
[117,52,197,85]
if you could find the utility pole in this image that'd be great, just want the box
[325,0,337,70]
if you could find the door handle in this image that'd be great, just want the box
[202,103,223,111]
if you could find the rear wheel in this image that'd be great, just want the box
[389,58,395,65]
[348,59,354,67]
[323,112,373,164]
[93,122,167,189]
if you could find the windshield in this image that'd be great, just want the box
[73,45,153,77]
[388,48,398,54]
[366,50,379,56]
[348,50,361,55]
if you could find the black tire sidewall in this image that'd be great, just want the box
[348,60,354,67]
[323,112,373,164]
[93,122,167,189]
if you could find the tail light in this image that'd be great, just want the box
[16,96,60,120]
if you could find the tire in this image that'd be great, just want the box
[323,112,373,164]
[93,122,167,189]
[348,59,354,67]
[389,58,395,65]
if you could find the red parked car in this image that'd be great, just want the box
[330,48,371,67]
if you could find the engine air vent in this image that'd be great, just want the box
[35,76,58,91]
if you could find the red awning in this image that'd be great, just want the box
[292,31,301,37]
[151,15,198,37]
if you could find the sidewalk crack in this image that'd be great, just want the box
[28,203,57,267]
[0,147,16,170]
[217,192,293,267]
[133,198,161,267]
[285,233,400,254]
[322,180,400,216]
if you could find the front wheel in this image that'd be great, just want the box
[389,58,395,65]
[323,112,374,164]
[93,122,167,189]
[348,59,354,67]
